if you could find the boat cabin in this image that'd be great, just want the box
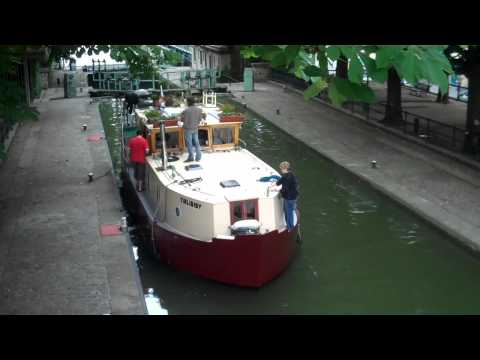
[137,105,243,155]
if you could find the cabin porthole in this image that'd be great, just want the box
[176,207,180,216]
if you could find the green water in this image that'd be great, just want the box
[100,98,480,315]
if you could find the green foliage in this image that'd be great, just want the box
[348,55,363,84]
[0,47,40,128]
[243,45,453,104]
[304,78,328,100]
[144,109,162,120]
[144,109,179,123]
[220,103,237,114]
[326,46,341,61]
[0,44,181,158]
[49,45,181,77]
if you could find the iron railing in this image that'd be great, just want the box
[402,81,469,103]
[89,68,222,92]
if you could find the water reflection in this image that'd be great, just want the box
[144,288,168,315]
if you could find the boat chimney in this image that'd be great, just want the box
[160,120,168,170]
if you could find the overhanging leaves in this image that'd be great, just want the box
[328,78,347,106]
[304,78,328,100]
[326,46,341,61]
[348,55,364,84]
[240,44,451,108]
[329,77,376,106]
[303,65,323,77]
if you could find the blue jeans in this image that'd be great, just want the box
[283,199,297,231]
[184,130,202,161]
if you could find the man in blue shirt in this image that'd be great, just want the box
[269,161,299,231]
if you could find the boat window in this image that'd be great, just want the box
[245,200,257,219]
[155,131,180,150]
[155,132,162,149]
[198,129,209,146]
[166,131,180,149]
[231,202,243,223]
[213,127,234,144]
[230,199,259,224]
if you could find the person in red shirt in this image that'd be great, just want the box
[128,130,149,192]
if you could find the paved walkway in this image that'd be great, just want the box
[369,81,467,129]
[227,81,480,252]
[0,89,146,314]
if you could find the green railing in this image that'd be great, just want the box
[90,68,222,92]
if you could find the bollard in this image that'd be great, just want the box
[120,216,127,232]
[371,160,377,169]
[82,124,87,131]
[88,172,93,182]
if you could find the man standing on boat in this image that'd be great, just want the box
[128,130,149,192]
[181,96,204,162]
[125,91,139,114]
[269,161,299,231]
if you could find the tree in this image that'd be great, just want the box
[48,45,181,76]
[385,67,403,124]
[0,45,177,158]
[241,45,452,121]
[0,46,41,158]
[229,45,244,81]
[335,55,348,79]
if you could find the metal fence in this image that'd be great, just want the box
[81,63,129,72]
[270,69,470,156]
[402,81,469,103]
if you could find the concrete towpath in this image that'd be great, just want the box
[0,89,146,314]
[368,81,468,130]
[227,81,480,252]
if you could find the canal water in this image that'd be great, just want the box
[100,97,480,315]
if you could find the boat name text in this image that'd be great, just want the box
[181,197,202,209]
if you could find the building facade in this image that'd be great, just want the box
[191,45,231,71]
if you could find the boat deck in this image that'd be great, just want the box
[147,148,280,204]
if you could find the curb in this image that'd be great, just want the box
[93,101,148,315]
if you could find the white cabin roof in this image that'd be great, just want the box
[148,147,280,204]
